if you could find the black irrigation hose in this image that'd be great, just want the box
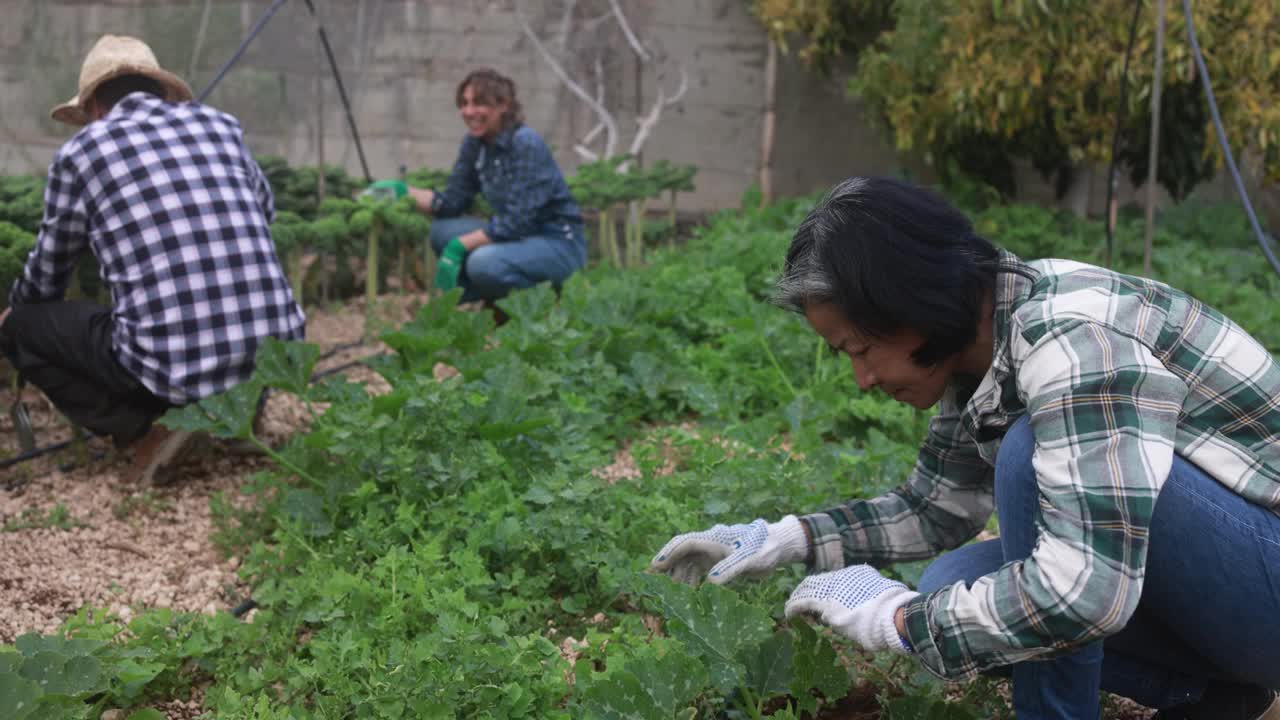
[197,0,288,103]
[301,0,374,184]
[196,0,373,183]
[0,438,74,471]
[1180,0,1280,277]
[1103,0,1144,267]
[230,597,258,618]
[309,352,388,381]
[318,339,367,362]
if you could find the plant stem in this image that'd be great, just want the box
[276,518,320,559]
[811,335,826,389]
[758,330,798,397]
[738,686,765,720]
[596,210,609,264]
[366,216,382,342]
[289,252,306,308]
[246,434,323,488]
[397,240,408,296]
[424,224,438,292]
[667,189,677,248]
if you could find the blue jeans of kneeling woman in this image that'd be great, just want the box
[918,416,1280,718]
[429,217,587,303]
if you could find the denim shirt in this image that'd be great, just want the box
[431,125,583,244]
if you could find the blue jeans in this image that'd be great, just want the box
[918,416,1280,718]
[428,217,586,303]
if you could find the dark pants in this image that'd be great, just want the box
[0,301,170,447]
[918,416,1280,718]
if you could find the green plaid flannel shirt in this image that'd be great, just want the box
[799,253,1280,679]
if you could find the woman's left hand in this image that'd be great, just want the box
[784,565,918,654]
[408,186,435,213]
[458,229,491,251]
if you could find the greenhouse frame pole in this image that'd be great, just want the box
[1143,0,1166,277]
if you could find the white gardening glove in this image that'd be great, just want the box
[784,565,919,654]
[649,515,809,585]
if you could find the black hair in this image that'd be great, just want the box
[93,74,165,111]
[775,176,1023,366]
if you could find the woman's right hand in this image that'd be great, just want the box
[408,186,435,213]
[649,515,809,585]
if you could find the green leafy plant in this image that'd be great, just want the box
[0,633,167,720]
[2,189,1271,719]
[851,1,1280,197]
[3,504,88,532]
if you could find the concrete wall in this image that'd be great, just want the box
[0,0,1271,220]
[0,0,926,212]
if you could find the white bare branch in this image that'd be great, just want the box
[664,66,689,106]
[576,58,608,148]
[187,0,214,80]
[608,0,651,62]
[556,0,577,50]
[516,1,619,157]
[624,67,689,165]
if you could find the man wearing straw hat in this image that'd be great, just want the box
[0,35,304,484]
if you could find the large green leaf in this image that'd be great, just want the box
[0,672,41,720]
[13,634,103,658]
[635,574,773,693]
[380,289,490,373]
[281,488,334,537]
[578,669,651,720]
[253,338,320,396]
[16,650,103,696]
[743,630,794,698]
[158,380,263,439]
[628,646,708,717]
[577,646,707,720]
[789,620,852,714]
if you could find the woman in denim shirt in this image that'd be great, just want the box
[409,68,587,310]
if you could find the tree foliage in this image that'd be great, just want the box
[850,0,1280,199]
[747,0,893,72]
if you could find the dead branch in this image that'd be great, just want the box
[608,0,651,62]
[102,539,151,559]
[625,67,688,165]
[573,58,610,161]
[516,1,619,157]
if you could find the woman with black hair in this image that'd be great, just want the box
[409,68,586,305]
[651,177,1280,719]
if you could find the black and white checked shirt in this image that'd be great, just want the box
[10,93,305,404]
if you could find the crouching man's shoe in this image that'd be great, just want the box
[127,424,197,485]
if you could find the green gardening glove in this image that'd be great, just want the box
[361,179,408,202]
[434,237,467,291]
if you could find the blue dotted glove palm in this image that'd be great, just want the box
[434,237,466,291]
[784,565,919,654]
[649,516,808,585]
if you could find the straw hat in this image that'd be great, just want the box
[50,35,193,126]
